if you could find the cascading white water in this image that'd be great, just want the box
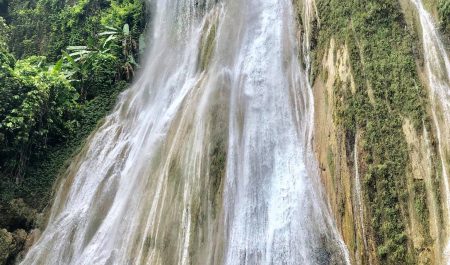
[410,0,450,263]
[20,0,350,264]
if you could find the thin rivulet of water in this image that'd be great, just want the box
[410,0,450,263]
[20,0,349,264]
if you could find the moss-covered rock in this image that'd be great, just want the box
[438,0,450,37]
[312,0,428,264]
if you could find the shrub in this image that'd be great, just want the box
[0,55,79,180]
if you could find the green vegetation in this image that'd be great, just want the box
[6,0,145,60]
[0,228,27,265]
[414,180,429,231]
[198,19,217,71]
[327,147,335,177]
[0,0,146,263]
[314,0,426,264]
[438,0,450,36]
[0,55,79,182]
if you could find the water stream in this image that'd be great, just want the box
[352,132,369,265]
[20,0,349,264]
[410,0,450,262]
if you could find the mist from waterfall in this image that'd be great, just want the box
[410,0,450,263]
[19,0,349,264]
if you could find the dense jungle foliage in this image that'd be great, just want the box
[0,0,146,263]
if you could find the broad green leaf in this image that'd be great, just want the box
[103,35,117,48]
[63,51,75,65]
[103,25,118,31]
[69,50,92,57]
[99,31,117,36]
[53,58,64,73]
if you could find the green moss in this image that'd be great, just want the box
[438,0,450,36]
[413,180,429,233]
[327,147,335,177]
[207,87,228,218]
[208,136,226,218]
[198,21,217,71]
[314,1,426,264]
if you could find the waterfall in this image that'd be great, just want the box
[20,0,349,264]
[353,132,369,265]
[410,0,450,263]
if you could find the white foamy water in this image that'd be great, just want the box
[20,0,349,264]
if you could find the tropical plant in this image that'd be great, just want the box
[98,23,139,80]
[0,55,79,181]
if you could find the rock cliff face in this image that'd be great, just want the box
[301,0,449,264]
